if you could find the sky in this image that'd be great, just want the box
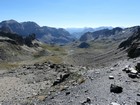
[0,0,140,28]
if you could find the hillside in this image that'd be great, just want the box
[119,26,140,58]
[0,30,69,70]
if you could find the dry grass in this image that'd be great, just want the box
[0,62,20,70]
[33,44,67,64]
[41,44,65,52]
[32,55,63,64]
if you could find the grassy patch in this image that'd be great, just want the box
[0,62,20,70]
[41,44,65,52]
[33,44,67,64]
[41,55,63,64]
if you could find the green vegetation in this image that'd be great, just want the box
[34,44,67,63]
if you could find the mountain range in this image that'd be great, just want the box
[79,26,140,42]
[1,19,140,47]
[0,20,74,44]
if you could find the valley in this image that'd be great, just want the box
[0,20,140,105]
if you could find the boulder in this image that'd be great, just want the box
[128,73,137,78]
[137,101,140,105]
[123,66,138,74]
[38,95,46,101]
[136,63,140,72]
[52,73,70,86]
[137,93,140,96]
[110,102,120,105]
[78,42,90,48]
[110,67,114,71]
[109,76,114,79]
[110,84,123,93]
[65,91,70,95]
[137,73,140,78]
[129,67,138,74]
[122,65,130,73]
[81,97,91,105]
[49,64,56,69]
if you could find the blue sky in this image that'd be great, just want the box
[0,0,140,28]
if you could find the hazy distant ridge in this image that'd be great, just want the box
[66,27,113,38]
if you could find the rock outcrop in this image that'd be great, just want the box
[119,26,140,58]
[78,42,90,48]
[110,84,123,93]
[0,31,36,47]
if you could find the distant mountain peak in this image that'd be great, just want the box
[2,19,18,24]
[66,26,113,39]
[21,21,40,28]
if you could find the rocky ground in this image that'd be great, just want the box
[0,62,87,105]
[0,55,140,105]
[39,58,140,105]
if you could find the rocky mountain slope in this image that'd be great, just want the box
[0,29,71,71]
[0,20,74,44]
[0,30,42,63]
[79,27,123,41]
[119,26,140,58]
[79,26,140,42]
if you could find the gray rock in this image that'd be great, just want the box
[109,75,114,79]
[81,97,91,105]
[110,102,120,105]
[110,84,123,93]
[129,67,138,74]
[110,67,114,71]
[65,91,70,95]
[136,63,140,72]
[137,101,140,105]
[137,93,140,96]
[128,73,137,78]
[49,64,56,69]
[52,73,70,86]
